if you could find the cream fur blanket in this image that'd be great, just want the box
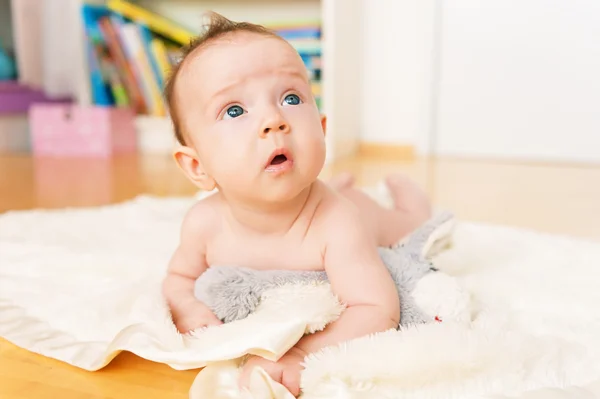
[1,193,600,398]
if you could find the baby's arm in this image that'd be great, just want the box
[162,201,222,333]
[295,199,400,352]
[240,198,399,395]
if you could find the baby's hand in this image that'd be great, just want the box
[172,300,222,333]
[239,347,307,397]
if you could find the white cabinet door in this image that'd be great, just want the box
[434,0,600,163]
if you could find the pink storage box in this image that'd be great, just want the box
[0,80,72,153]
[29,104,137,157]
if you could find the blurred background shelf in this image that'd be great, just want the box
[0,0,363,161]
[1,0,599,164]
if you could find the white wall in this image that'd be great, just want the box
[434,0,600,163]
[322,0,363,162]
[360,0,436,151]
[359,0,600,165]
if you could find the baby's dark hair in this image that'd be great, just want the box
[164,12,282,145]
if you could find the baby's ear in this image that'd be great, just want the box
[173,146,216,191]
[320,115,327,136]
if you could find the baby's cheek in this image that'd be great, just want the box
[299,139,326,175]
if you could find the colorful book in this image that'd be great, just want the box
[98,48,129,107]
[137,24,164,90]
[106,0,196,45]
[287,38,321,56]
[273,27,321,41]
[118,23,165,116]
[98,16,147,113]
[150,38,173,85]
[81,4,113,107]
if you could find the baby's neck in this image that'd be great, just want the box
[223,182,320,236]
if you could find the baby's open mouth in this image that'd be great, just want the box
[265,149,293,174]
[270,154,288,165]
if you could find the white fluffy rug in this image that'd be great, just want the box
[1,194,600,398]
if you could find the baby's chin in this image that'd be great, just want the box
[256,178,314,204]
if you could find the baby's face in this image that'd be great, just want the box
[176,32,326,203]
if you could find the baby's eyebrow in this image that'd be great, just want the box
[280,68,309,81]
[281,69,310,84]
[210,82,238,101]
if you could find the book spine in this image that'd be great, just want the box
[137,24,164,90]
[119,23,165,116]
[150,38,172,85]
[106,0,195,45]
[115,20,157,115]
[101,52,130,107]
[99,16,147,114]
[81,5,113,106]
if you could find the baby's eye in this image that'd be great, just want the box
[283,94,301,106]
[224,105,245,119]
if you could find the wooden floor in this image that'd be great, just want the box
[1,153,600,399]
[2,153,599,238]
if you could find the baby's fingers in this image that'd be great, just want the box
[204,314,223,326]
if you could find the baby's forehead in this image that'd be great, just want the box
[178,32,307,91]
[191,32,301,70]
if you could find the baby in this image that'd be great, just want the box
[161,12,432,396]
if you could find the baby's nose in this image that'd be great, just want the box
[263,123,289,135]
[260,115,290,137]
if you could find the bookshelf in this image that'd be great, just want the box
[2,0,363,162]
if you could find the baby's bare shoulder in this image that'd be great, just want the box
[313,183,362,234]
[180,193,223,241]
[312,183,377,264]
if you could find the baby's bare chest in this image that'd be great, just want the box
[206,231,325,271]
